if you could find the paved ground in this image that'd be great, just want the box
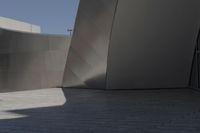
[0,88,200,133]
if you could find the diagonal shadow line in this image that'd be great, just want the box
[64,66,87,87]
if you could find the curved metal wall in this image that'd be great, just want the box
[106,0,200,89]
[62,0,118,88]
[0,28,70,92]
[63,0,200,90]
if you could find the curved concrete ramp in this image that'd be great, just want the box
[0,28,71,92]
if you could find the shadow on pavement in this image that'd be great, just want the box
[0,88,200,133]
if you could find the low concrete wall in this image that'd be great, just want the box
[0,17,41,33]
[0,28,70,92]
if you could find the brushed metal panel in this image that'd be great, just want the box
[0,28,70,92]
[107,0,200,89]
[62,0,118,88]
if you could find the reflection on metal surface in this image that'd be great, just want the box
[0,28,70,92]
[62,0,118,88]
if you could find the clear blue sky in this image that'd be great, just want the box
[0,0,80,35]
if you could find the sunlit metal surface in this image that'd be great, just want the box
[0,29,70,92]
[62,0,118,88]
[0,88,66,120]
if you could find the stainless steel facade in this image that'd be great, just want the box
[107,0,200,89]
[63,0,200,89]
[62,0,118,88]
[0,28,70,92]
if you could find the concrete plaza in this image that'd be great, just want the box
[0,88,200,133]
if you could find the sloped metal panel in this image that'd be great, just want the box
[62,0,118,88]
[0,28,70,92]
[107,0,200,89]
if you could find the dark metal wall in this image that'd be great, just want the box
[106,0,200,89]
[190,28,200,89]
[62,0,117,88]
[0,28,70,92]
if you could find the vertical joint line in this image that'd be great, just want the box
[189,28,200,88]
[196,28,200,88]
[105,0,119,89]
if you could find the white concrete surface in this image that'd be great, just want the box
[0,16,41,33]
[0,88,66,120]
